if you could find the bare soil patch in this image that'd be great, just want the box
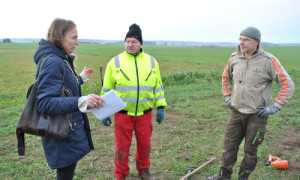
[91,109,300,179]
[276,127,300,177]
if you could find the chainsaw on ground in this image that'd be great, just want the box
[265,154,289,169]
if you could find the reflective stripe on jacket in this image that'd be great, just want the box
[222,45,295,114]
[101,50,167,116]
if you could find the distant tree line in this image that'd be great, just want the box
[2,38,12,43]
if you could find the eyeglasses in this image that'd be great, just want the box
[238,38,252,43]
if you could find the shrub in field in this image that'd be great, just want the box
[162,71,222,86]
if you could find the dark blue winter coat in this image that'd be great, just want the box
[34,39,94,169]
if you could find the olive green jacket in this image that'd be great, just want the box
[222,45,295,114]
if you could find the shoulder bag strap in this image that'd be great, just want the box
[36,55,53,81]
[64,60,78,84]
[37,55,66,85]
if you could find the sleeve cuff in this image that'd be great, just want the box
[274,102,282,110]
[224,96,231,103]
[78,95,92,113]
[79,72,89,83]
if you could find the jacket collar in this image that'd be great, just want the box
[236,44,262,59]
[34,39,75,65]
[126,48,143,57]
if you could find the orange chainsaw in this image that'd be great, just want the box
[265,155,289,169]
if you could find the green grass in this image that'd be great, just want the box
[0,43,299,179]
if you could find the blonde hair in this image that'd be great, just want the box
[46,18,76,51]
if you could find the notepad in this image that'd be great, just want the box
[91,90,127,120]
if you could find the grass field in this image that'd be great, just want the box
[0,43,299,179]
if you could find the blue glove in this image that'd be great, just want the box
[226,100,233,109]
[101,117,111,126]
[257,106,279,118]
[156,109,165,124]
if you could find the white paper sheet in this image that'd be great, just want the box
[91,90,127,120]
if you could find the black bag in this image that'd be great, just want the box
[16,55,72,155]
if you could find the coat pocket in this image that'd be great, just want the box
[120,69,130,81]
[252,127,266,146]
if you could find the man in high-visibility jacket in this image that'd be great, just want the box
[101,23,167,180]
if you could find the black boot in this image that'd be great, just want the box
[138,168,155,180]
[238,171,250,180]
[207,169,231,180]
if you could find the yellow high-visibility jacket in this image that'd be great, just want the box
[101,50,167,117]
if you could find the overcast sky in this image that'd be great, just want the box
[1,0,299,43]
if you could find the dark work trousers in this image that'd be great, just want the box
[220,109,268,178]
[56,163,77,180]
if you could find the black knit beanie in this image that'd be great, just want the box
[125,23,143,45]
[240,27,261,41]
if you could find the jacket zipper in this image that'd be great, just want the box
[145,71,152,81]
[241,59,248,102]
[120,69,130,81]
[135,57,139,117]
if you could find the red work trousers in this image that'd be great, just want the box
[114,111,153,179]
